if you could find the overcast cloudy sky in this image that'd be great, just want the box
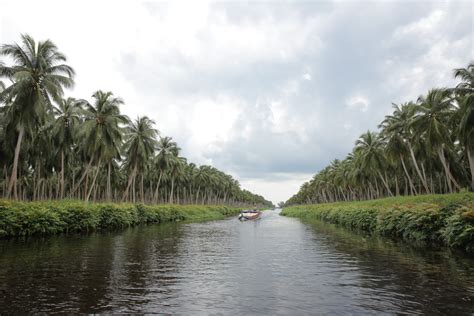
[0,0,472,203]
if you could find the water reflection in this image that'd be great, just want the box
[304,220,474,315]
[0,211,472,314]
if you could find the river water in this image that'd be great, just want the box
[0,210,473,314]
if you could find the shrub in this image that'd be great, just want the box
[281,193,474,253]
[0,200,242,238]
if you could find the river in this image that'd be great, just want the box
[0,210,473,314]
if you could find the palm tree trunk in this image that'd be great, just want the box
[467,146,474,191]
[132,173,136,203]
[377,171,393,197]
[153,170,163,204]
[395,177,399,196]
[400,154,417,195]
[122,164,137,202]
[107,162,112,201]
[60,150,65,199]
[72,157,94,194]
[374,181,381,198]
[140,174,144,204]
[56,172,60,199]
[407,141,430,193]
[437,147,461,192]
[6,124,24,199]
[85,158,102,202]
[2,164,7,198]
[170,176,175,204]
[195,185,201,204]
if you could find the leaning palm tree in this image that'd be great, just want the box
[413,89,461,192]
[453,63,474,191]
[122,116,158,203]
[381,102,431,193]
[380,106,419,195]
[0,34,75,199]
[355,131,393,197]
[456,94,474,190]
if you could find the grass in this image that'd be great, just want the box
[0,199,242,238]
[281,193,474,253]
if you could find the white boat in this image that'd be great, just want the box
[238,210,261,221]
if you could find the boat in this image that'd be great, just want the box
[238,210,261,221]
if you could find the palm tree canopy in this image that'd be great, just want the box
[0,34,75,131]
[453,62,474,93]
[155,136,181,171]
[52,97,82,149]
[80,90,129,160]
[412,89,454,150]
[123,116,158,170]
[354,131,386,172]
[457,93,474,148]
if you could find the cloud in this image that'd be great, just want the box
[0,0,472,203]
[346,95,370,112]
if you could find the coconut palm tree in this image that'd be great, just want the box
[78,90,128,201]
[453,62,474,95]
[52,97,82,198]
[380,105,418,195]
[0,34,75,199]
[168,155,186,204]
[413,89,461,192]
[122,116,158,203]
[456,94,474,190]
[381,102,430,193]
[355,131,393,196]
[453,62,474,191]
[152,136,180,203]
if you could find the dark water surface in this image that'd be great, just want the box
[1,210,473,314]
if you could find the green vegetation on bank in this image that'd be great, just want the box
[0,200,242,238]
[281,193,474,252]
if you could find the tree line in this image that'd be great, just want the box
[286,62,473,205]
[0,34,272,208]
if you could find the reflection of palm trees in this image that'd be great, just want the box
[0,234,117,313]
[105,224,184,311]
[305,220,474,315]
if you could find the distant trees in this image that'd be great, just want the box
[0,34,272,208]
[286,62,474,206]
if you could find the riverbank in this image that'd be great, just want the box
[281,193,474,252]
[0,200,242,238]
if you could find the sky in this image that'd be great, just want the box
[0,0,472,204]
